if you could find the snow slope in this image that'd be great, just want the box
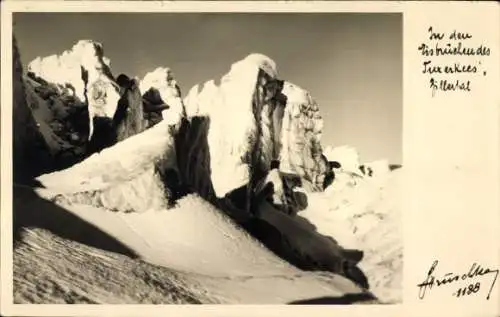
[15,184,376,304]
[14,228,212,304]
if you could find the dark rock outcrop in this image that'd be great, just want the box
[12,36,53,183]
[113,74,148,142]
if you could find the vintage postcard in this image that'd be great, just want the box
[1,1,498,316]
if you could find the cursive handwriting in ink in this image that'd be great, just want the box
[428,26,444,41]
[430,78,471,97]
[417,260,499,300]
[418,26,491,96]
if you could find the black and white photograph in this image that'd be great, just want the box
[10,10,403,305]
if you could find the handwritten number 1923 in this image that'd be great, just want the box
[454,282,480,298]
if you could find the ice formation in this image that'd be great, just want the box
[279,81,327,191]
[179,54,328,204]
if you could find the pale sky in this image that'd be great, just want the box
[14,13,402,164]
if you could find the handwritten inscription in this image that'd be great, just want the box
[417,260,498,300]
[417,27,491,96]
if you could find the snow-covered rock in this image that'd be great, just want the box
[25,48,329,211]
[28,40,121,141]
[23,77,75,154]
[139,67,184,129]
[20,41,159,171]
[21,71,100,171]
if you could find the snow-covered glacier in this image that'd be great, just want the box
[12,39,402,304]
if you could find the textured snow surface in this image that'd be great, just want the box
[14,186,375,304]
[300,168,403,303]
[14,228,212,304]
[180,55,328,200]
[36,120,177,212]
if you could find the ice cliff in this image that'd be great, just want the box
[278,81,327,191]
[178,54,328,211]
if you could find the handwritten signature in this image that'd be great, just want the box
[417,260,498,300]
